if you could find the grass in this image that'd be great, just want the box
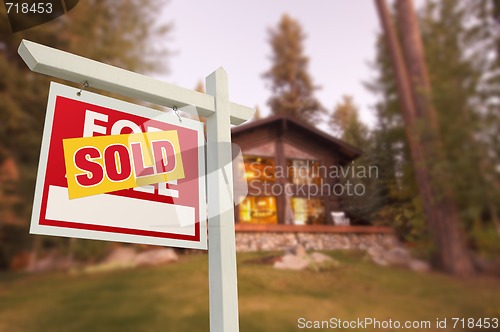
[0,251,499,331]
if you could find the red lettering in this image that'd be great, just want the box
[130,142,155,178]
[104,144,132,182]
[74,147,104,187]
[152,140,176,174]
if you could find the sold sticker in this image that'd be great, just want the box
[63,131,185,199]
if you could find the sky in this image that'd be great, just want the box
[159,0,383,128]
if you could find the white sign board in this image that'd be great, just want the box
[30,82,207,249]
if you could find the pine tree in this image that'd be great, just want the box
[193,79,207,135]
[372,0,500,272]
[366,30,425,246]
[194,80,204,94]
[0,0,171,268]
[462,0,500,236]
[264,14,323,123]
[376,0,479,276]
[331,96,370,148]
[420,0,500,250]
[253,105,262,121]
[330,96,378,223]
[412,0,500,255]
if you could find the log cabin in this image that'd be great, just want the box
[231,115,363,228]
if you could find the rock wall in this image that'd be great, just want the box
[235,232,400,252]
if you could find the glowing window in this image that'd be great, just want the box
[239,196,277,224]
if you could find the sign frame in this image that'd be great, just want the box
[19,39,253,332]
[30,82,208,250]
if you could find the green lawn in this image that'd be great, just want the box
[0,251,499,332]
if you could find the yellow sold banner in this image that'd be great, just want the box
[63,131,185,199]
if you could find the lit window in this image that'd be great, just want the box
[242,156,275,181]
[287,159,322,185]
[239,196,277,224]
[291,198,325,225]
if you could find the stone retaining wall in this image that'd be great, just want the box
[235,231,400,252]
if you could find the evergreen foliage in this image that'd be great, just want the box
[264,14,323,123]
[0,0,171,268]
[369,0,500,255]
[330,96,379,224]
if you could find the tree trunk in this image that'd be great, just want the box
[374,0,475,276]
[490,204,500,236]
[28,235,41,272]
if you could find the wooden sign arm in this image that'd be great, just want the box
[18,40,255,125]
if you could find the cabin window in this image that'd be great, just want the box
[287,159,322,185]
[239,196,277,224]
[242,156,275,181]
[291,198,325,225]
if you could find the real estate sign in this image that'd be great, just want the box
[20,39,254,331]
[30,82,207,249]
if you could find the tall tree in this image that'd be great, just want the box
[421,0,500,248]
[253,105,262,121]
[374,0,475,276]
[330,96,378,223]
[462,0,500,236]
[369,0,500,258]
[366,33,426,247]
[193,79,207,134]
[264,14,323,123]
[0,0,171,268]
[331,96,370,148]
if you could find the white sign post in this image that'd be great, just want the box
[18,40,253,332]
[206,69,240,331]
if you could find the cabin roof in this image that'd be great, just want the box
[231,115,362,162]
